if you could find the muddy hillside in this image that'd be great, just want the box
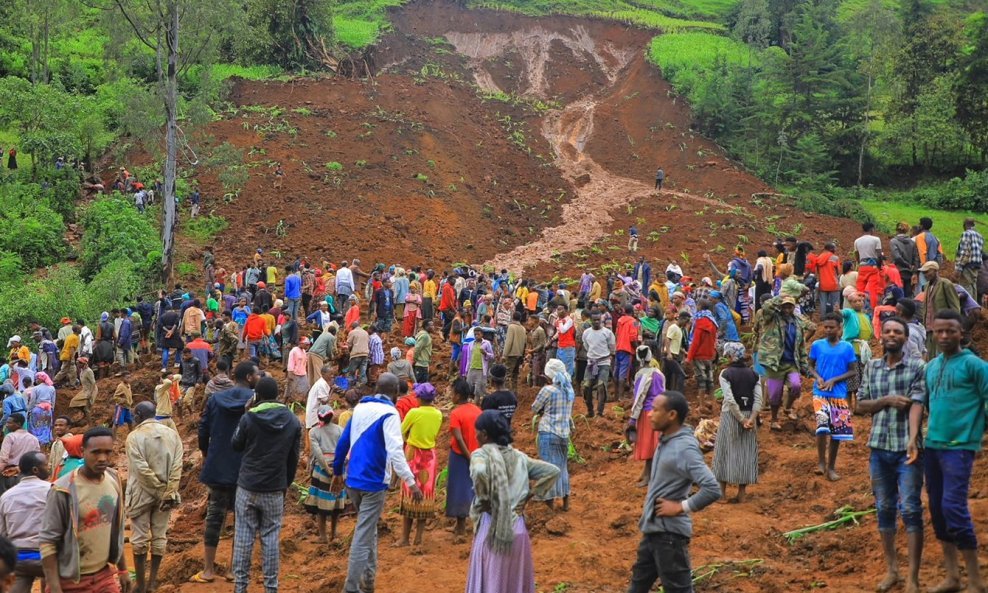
[54,3,984,593]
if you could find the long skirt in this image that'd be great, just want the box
[711,410,759,485]
[445,450,474,518]
[633,408,660,462]
[466,513,535,593]
[304,457,347,515]
[536,432,569,500]
[421,297,434,321]
[306,352,324,389]
[402,314,417,338]
[399,446,438,518]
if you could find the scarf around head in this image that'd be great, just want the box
[475,443,517,555]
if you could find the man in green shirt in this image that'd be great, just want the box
[908,309,988,593]
[413,320,434,385]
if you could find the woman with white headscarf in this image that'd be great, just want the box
[712,342,761,503]
[531,358,574,511]
[387,346,414,386]
[627,345,664,487]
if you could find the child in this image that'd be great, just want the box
[399,382,443,546]
[112,371,134,439]
[809,312,858,481]
[304,405,347,542]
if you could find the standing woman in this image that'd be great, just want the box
[753,250,774,312]
[393,268,409,321]
[466,410,559,593]
[712,342,761,503]
[447,378,482,540]
[531,358,574,511]
[403,284,423,338]
[305,405,347,542]
[399,384,443,546]
[627,345,665,487]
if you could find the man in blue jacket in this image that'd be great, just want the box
[284,265,302,322]
[333,373,421,593]
[231,376,301,593]
[192,361,257,584]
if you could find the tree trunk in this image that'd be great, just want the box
[161,2,180,284]
[857,72,873,186]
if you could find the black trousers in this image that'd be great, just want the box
[204,485,237,548]
[628,532,693,593]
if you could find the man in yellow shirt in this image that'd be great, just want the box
[6,337,29,367]
[53,328,81,388]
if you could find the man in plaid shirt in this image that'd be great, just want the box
[955,218,984,303]
[855,316,926,593]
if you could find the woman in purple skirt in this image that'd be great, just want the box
[466,411,560,593]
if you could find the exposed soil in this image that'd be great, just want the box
[53,2,988,592]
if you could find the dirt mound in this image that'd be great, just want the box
[67,2,988,592]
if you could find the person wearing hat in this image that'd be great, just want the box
[304,405,347,543]
[56,318,74,345]
[285,337,311,403]
[5,338,28,368]
[252,281,273,313]
[712,342,761,503]
[918,260,961,358]
[628,345,664,486]
[532,358,575,511]
[756,295,813,430]
[68,358,96,422]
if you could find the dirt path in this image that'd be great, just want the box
[443,26,727,273]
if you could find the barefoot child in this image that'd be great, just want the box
[809,312,858,481]
[399,383,443,546]
[304,405,347,542]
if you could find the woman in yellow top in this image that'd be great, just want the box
[515,280,530,306]
[421,271,437,321]
[399,382,443,546]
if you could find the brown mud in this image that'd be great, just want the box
[54,2,988,592]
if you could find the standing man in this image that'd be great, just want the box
[39,427,130,593]
[955,218,983,303]
[284,265,302,321]
[126,402,183,593]
[230,376,301,593]
[501,312,527,391]
[628,226,639,253]
[0,415,40,495]
[809,313,858,481]
[0,451,50,593]
[581,314,615,418]
[345,322,370,387]
[332,373,422,593]
[372,278,396,334]
[553,306,577,379]
[855,222,885,312]
[685,301,718,404]
[194,361,258,584]
[891,222,921,297]
[918,262,961,359]
[810,243,841,315]
[438,273,457,341]
[856,318,926,593]
[614,305,639,401]
[413,320,434,385]
[757,296,812,431]
[627,391,720,593]
[336,262,355,313]
[907,309,988,593]
[654,166,665,190]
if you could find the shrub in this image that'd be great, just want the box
[185,215,230,242]
[0,182,67,269]
[80,196,159,279]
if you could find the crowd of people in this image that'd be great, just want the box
[0,212,982,593]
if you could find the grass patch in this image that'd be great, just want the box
[468,0,726,32]
[325,161,344,171]
[184,215,230,242]
[858,199,983,254]
[647,32,756,94]
[209,63,285,81]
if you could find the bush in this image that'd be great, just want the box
[0,182,67,269]
[80,196,159,279]
[185,215,230,242]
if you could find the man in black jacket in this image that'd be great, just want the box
[193,361,257,584]
[230,376,301,593]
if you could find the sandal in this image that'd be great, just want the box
[787,410,798,421]
[188,572,215,584]
[770,422,782,431]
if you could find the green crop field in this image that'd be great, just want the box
[859,200,985,255]
[647,33,755,93]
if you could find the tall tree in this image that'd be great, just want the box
[240,0,335,69]
[104,0,233,281]
[956,13,988,159]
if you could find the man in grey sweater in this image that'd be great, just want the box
[628,390,720,593]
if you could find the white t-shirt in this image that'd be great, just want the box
[854,235,882,261]
[665,323,684,356]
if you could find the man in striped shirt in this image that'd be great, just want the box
[955,218,984,303]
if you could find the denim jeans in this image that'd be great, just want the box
[869,448,923,533]
[348,356,368,385]
[627,532,693,593]
[284,297,300,320]
[926,448,978,550]
[557,346,576,378]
